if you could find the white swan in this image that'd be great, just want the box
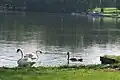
[16,49,40,67]
[24,50,42,60]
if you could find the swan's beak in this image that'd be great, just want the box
[16,49,20,53]
[40,51,42,53]
[67,52,69,55]
[36,50,42,53]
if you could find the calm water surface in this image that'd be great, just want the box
[0,12,120,67]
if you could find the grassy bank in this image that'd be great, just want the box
[0,65,120,80]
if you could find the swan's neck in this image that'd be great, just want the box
[36,51,42,59]
[19,50,24,60]
[67,52,70,64]
[35,51,39,60]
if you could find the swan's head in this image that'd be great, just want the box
[17,49,21,53]
[36,50,42,54]
[67,52,69,55]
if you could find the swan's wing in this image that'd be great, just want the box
[24,53,34,58]
[17,57,36,67]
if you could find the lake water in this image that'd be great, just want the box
[0,12,120,67]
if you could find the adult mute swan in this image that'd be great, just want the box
[17,49,42,60]
[24,50,42,60]
[16,49,42,67]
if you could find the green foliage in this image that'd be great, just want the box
[88,7,120,17]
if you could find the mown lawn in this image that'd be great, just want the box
[0,67,120,80]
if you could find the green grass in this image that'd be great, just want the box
[0,66,120,80]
